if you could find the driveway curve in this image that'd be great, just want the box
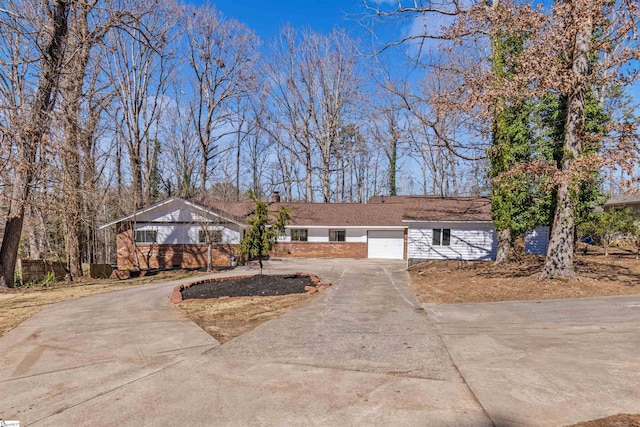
[426,295,640,427]
[0,259,490,426]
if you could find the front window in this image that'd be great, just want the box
[329,229,346,242]
[432,229,451,246]
[290,229,308,242]
[199,229,222,243]
[135,230,157,243]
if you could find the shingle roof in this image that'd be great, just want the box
[270,203,406,227]
[207,196,493,225]
[369,195,492,222]
[242,196,491,225]
[206,201,255,223]
[103,195,493,229]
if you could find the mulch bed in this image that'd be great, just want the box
[179,274,319,300]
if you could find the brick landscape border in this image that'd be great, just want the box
[171,272,332,304]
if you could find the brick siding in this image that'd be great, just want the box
[116,229,237,269]
[116,229,405,270]
[272,242,367,258]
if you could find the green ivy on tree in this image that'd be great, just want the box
[489,28,551,262]
[239,190,290,274]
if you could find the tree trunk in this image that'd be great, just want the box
[389,138,397,196]
[305,149,313,203]
[26,204,46,259]
[130,151,144,208]
[540,6,592,279]
[198,130,208,196]
[0,0,69,288]
[321,161,331,203]
[236,129,241,201]
[495,228,513,264]
[62,33,89,279]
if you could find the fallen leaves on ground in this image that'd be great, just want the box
[409,248,640,304]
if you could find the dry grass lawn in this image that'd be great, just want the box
[175,292,315,343]
[566,414,640,427]
[409,249,640,304]
[0,270,197,337]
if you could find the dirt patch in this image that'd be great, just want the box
[176,293,315,343]
[566,413,640,427]
[0,270,199,337]
[409,250,640,304]
[181,274,316,299]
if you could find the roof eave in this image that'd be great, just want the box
[98,196,246,230]
[402,219,493,223]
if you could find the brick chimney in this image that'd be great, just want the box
[271,191,281,203]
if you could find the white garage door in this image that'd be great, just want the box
[368,230,405,259]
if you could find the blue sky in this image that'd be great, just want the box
[187,0,639,111]
[191,0,368,40]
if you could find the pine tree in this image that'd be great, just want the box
[239,191,290,274]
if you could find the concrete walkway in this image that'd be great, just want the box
[0,259,490,426]
[426,296,640,427]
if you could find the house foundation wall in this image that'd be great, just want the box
[116,230,369,270]
[272,242,367,258]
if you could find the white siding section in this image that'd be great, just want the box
[135,199,214,223]
[130,198,242,245]
[524,226,550,255]
[282,227,368,243]
[135,224,241,244]
[408,222,497,261]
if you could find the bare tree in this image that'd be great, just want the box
[368,92,410,196]
[181,4,258,193]
[58,0,128,279]
[105,0,175,208]
[0,0,70,288]
[160,79,198,197]
[265,26,362,202]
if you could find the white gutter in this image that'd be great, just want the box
[402,220,493,224]
[285,225,406,229]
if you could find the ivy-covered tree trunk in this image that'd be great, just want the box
[540,5,592,279]
[489,2,516,264]
[389,136,397,196]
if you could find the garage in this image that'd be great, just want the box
[367,230,405,259]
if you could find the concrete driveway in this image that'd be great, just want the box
[0,259,490,426]
[425,296,640,427]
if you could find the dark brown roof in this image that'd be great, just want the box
[208,196,492,226]
[206,202,255,223]
[270,203,406,227]
[399,196,492,222]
